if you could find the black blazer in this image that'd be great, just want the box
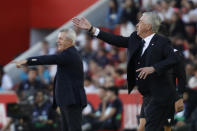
[27,46,87,108]
[173,51,187,100]
[97,31,180,103]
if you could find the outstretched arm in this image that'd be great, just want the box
[72,17,129,48]
[13,51,72,68]
[26,54,67,66]
[174,52,186,94]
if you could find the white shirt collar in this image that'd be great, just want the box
[143,33,155,46]
[141,33,155,55]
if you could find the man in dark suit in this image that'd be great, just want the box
[14,29,87,131]
[72,12,180,131]
[138,49,186,131]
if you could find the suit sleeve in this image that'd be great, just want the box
[174,52,186,94]
[97,30,129,48]
[26,51,71,66]
[152,40,180,75]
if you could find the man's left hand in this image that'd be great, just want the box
[136,67,155,79]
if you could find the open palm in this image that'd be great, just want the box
[72,17,91,30]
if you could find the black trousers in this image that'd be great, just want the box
[142,96,174,131]
[60,105,82,131]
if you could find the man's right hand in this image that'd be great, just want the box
[175,98,184,113]
[72,17,92,30]
[12,60,27,68]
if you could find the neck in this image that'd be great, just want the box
[64,44,73,50]
[140,31,154,39]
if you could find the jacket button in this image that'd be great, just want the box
[138,62,140,64]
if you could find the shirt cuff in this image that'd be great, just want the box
[93,28,100,36]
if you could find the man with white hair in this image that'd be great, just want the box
[72,12,180,131]
[14,29,87,131]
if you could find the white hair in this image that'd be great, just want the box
[60,28,77,44]
[142,12,162,33]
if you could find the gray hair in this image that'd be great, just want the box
[142,12,162,33]
[60,28,77,44]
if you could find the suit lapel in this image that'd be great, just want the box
[128,34,141,60]
[144,34,158,65]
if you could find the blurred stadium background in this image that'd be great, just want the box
[0,0,197,131]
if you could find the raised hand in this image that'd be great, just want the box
[72,17,92,30]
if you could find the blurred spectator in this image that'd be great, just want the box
[104,75,115,88]
[84,76,97,93]
[106,0,121,30]
[2,103,33,131]
[106,47,119,65]
[82,101,95,130]
[120,0,139,25]
[95,87,109,118]
[86,60,105,88]
[188,66,197,89]
[120,17,135,37]
[74,27,87,50]
[32,90,58,131]
[39,40,56,55]
[17,68,45,104]
[19,65,28,81]
[45,81,54,104]
[0,65,13,91]
[82,102,95,117]
[181,0,197,23]
[188,107,197,131]
[94,48,109,67]
[185,63,194,80]
[118,50,127,66]
[158,0,175,22]
[114,68,126,88]
[93,87,123,130]
[99,87,123,129]
[184,23,196,43]
[184,66,197,124]
[82,87,108,131]
[49,65,57,81]
[169,12,186,37]
[142,0,159,10]
[37,65,51,85]
[80,35,96,63]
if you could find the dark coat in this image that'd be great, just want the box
[27,46,87,108]
[97,31,180,103]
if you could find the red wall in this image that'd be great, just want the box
[0,0,97,65]
[31,0,98,28]
[0,0,30,65]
